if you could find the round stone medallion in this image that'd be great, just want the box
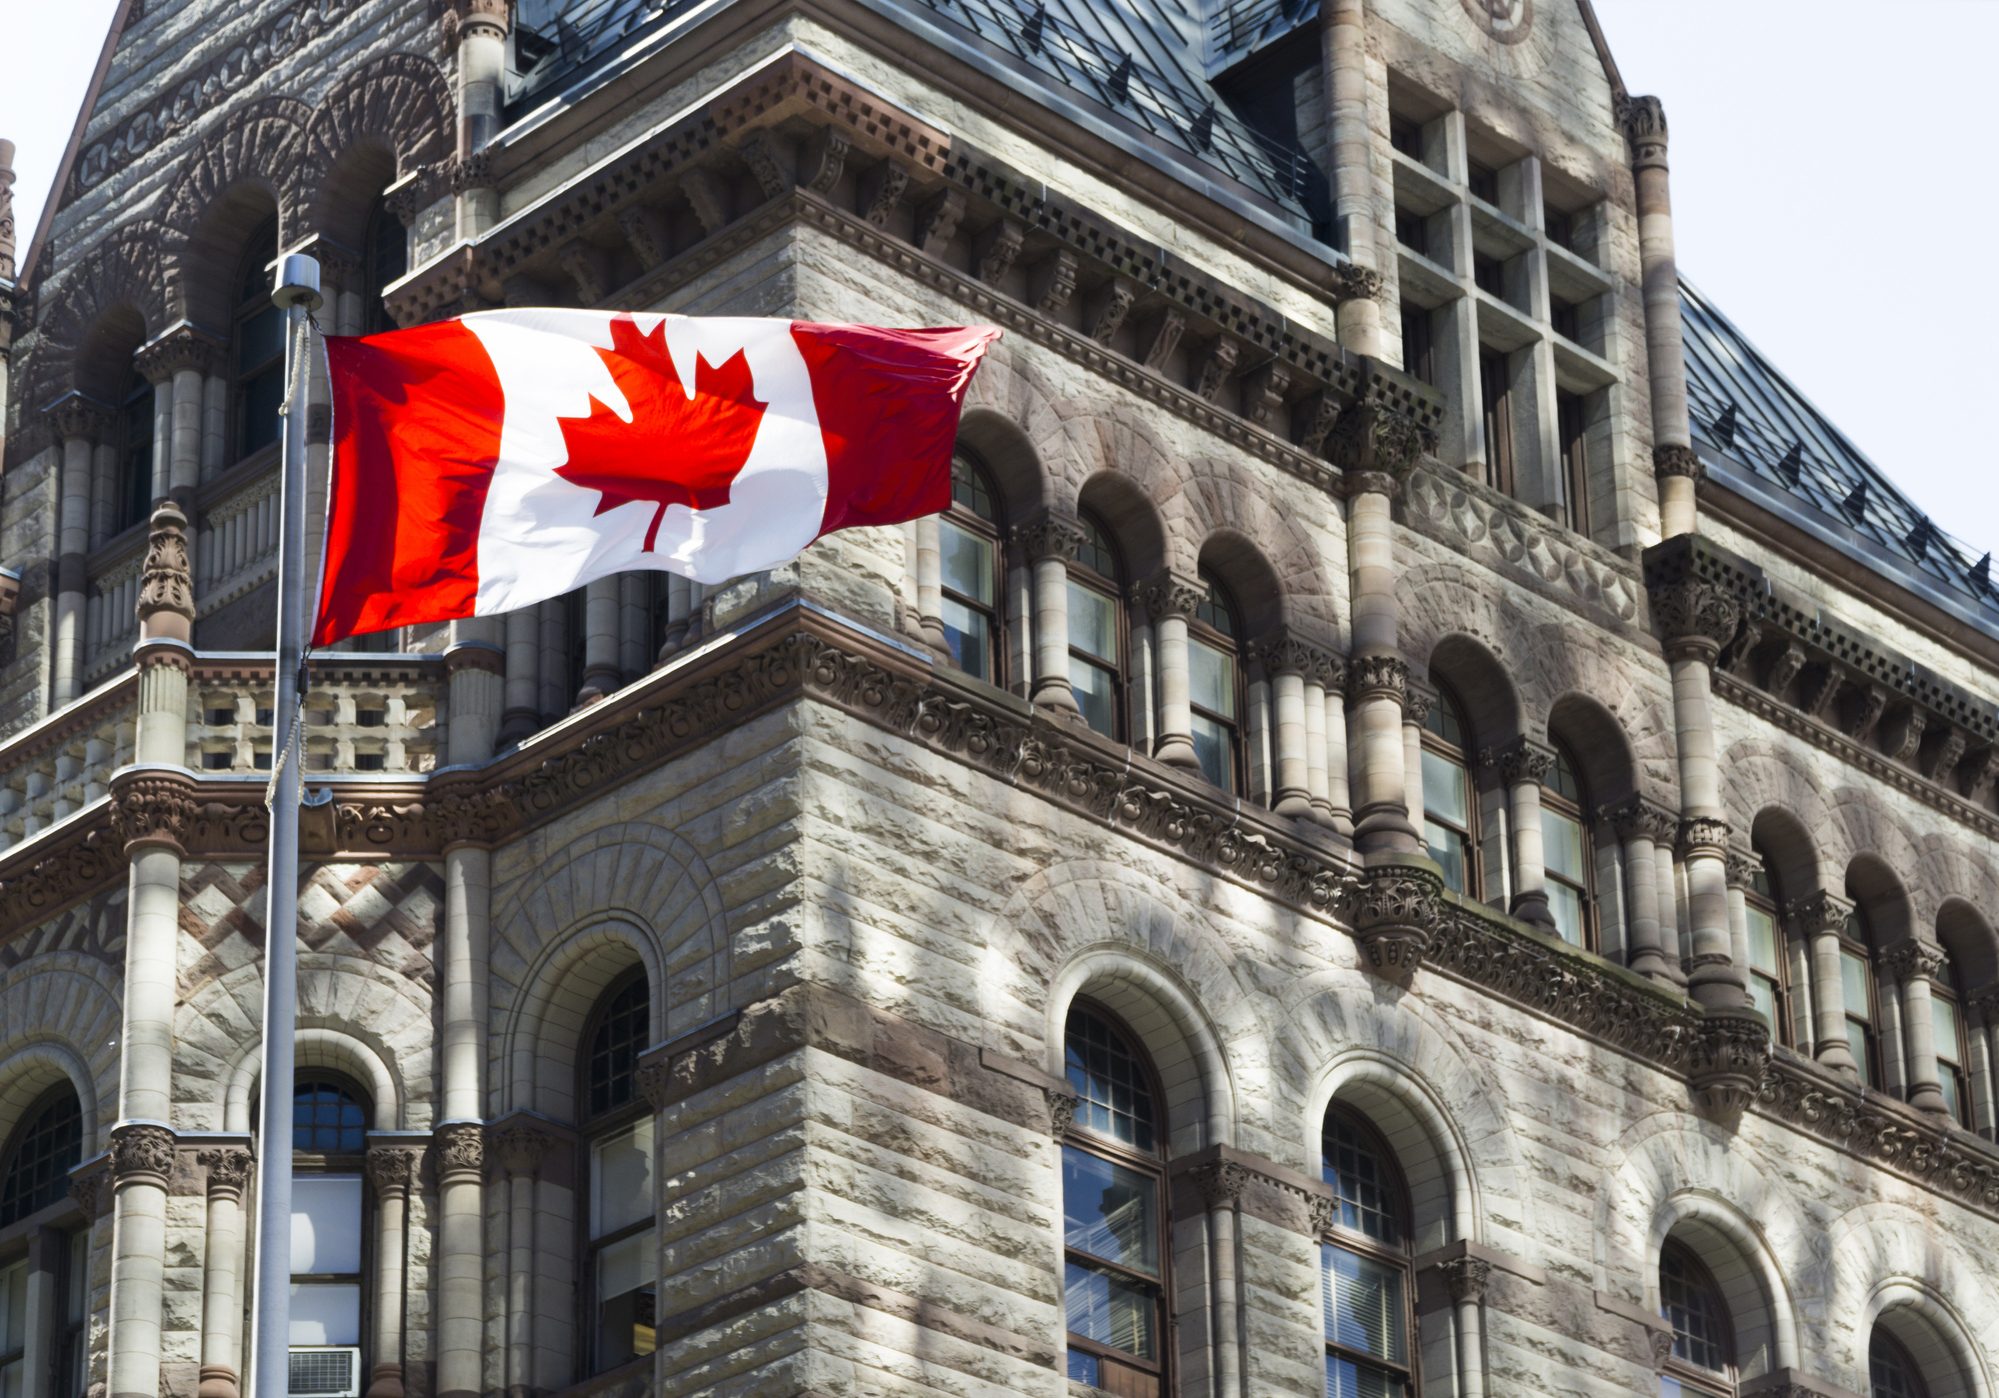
[1461,0,1532,43]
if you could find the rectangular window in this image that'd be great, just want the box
[1745,904,1784,1039]
[1400,304,1434,386]
[1420,748,1472,894]
[939,517,997,682]
[1479,349,1516,496]
[290,1175,363,1347]
[1934,995,1965,1122]
[1473,252,1505,298]
[1390,113,1424,159]
[591,1116,658,1370]
[1550,297,1580,344]
[1558,391,1591,535]
[1545,203,1575,251]
[1467,159,1499,204]
[1067,582,1120,739]
[1188,638,1237,793]
[1542,806,1588,946]
[1841,948,1875,1087]
[1063,1144,1162,1393]
[1322,1244,1407,1363]
[1394,206,1427,257]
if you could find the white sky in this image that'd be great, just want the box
[2,0,1994,560]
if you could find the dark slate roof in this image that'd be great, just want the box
[1681,278,1999,636]
[507,0,1327,230]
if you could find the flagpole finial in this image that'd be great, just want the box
[272,252,323,311]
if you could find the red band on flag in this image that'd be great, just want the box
[315,321,504,646]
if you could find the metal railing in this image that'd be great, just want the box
[1208,0,1318,63]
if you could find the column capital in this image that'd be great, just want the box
[1327,261,1382,305]
[492,1123,558,1178]
[1484,736,1555,786]
[1012,508,1088,563]
[1605,794,1679,844]
[1649,575,1743,662]
[1142,568,1205,621]
[1652,443,1703,483]
[1345,653,1409,706]
[1724,845,1763,891]
[108,1122,177,1187]
[441,0,509,43]
[138,499,196,639]
[1676,815,1730,858]
[1877,938,1948,985]
[109,768,199,856]
[1618,93,1669,167]
[1786,890,1853,938]
[68,1161,112,1221]
[44,392,116,445]
[1256,630,1342,687]
[1331,401,1429,498]
[134,321,225,384]
[197,1148,254,1200]
[1045,1087,1080,1138]
[435,1121,486,1181]
[1189,1159,1250,1210]
[366,1145,423,1197]
[287,234,362,287]
[1438,1255,1491,1304]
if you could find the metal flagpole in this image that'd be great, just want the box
[247,251,322,1398]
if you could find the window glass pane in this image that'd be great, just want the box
[1063,1260,1157,1360]
[1322,1245,1407,1363]
[591,1116,656,1240]
[950,456,995,519]
[1841,951,1872,1023]
[239,365,284,457]
[238,304,284,373]
[293,1080,367,1154]
[1068,582,1117,662]
[1747,974,1778,1028]
[1547,881,1585,946]
[1,1090,83,1226]
[1070,658,1117,738]
[1062,1148,1158,1275]
[939,519,995,605]
[1421,749,1468,825]
[1066,1011,1156,1150]
[291,1176,362,1275]
[1322,1111,1404,1245]
[1659,1244,1729,1372]
[940,596,992,682]
[1848,1022,1873,1088]
[594,1230,659,1369]
[1067,1348,1102,1386]
[1933,997,1961,1065]
[1075,516,1116,578]
[1422,694,1463,746]
[1424,819,1467,894]
[1547,747,1581,804]
[1192,714,1233,792]
[1189,639,1234,718]
[1746,906,1780,974]
[288,1282,361,1346]
[1542,808,1585,882]
[1325,1353,1399,1398]
[1939,1062,1962,1124]
[587,977,649,1118]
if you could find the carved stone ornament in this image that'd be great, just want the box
[975,218,1024,284]
[1606,795,1679,845]
[1675,816,1729,858]
[1618,94,1669,164]
[1194,337,1239,402]
[1330,403,1428,495]
[1648,1326,1676,1373]
[68,1168,109,1220]
[1488,737,1555,787]
[1879,939,1948,985]
[108,1123,177,1183]
[1786,890,1854,938]
[1045,1088,1079,1138]
[197,1148,253,1197]
[495,1125,556,1177]
[1258,634,1341,688]
[441,0,509,44]
[138,500,196,623]
[1648,577,1742,661]
[1013,510,1088,564]
[436,1122,486,1178]
[110,771,199,853]
[134,323,224,382]
[1651,443,1703,481]
[1308,1194,1337,1235]
[447,149,495,196]
[1143,571,1206,621]
[634,1057,676,1111]
[1326,261,1383,304]
[1344,653,1408,706]
[432,783,523,850]
[1688,1010,1770,1127]
[366,1146,420,1195]
[1351,860,1443,979]
[1190,1160,1250,1209]
[1439,1255,1491,1304]
[383,182,425,229]
[1724,846,1763,891]
[46,395,116,445]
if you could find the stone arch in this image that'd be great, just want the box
[1527,625,1678,801]
[1597,1117,1803,1378]
[1937,898,1999,995]
[1077,469,1172,584]
[1197,527,1291,643]
[953,407,1048,522]
[160,98,313,324]
[302,52,453,243]
[1817,1201,1999,1397]
[1867,1285,1992,1398]
[1547,691,1643,809]
[0,954,125,1153]
[1422,632,1523,753]
[1822,788,1924,900]
[1750,806,1826,903]
[1723,742,1836,888]
[1180,454,1339,639]
[1845,852,1916,950]
[1913,836,1999,936]
[14,222,169,414]
[221,1026,401,1133]
[1399,561,1526,680]
[489,819,731,1119]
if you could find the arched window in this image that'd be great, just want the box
[1658,1240,1735,1396]
[1067,513,1126,740]
[1932,956,1969,1125]
[0,1086,83,1228]
[1320,1106,1414,1397]
[1542,741,1593,947]
[1187,573,1243,793]
[116,368,155,536]
[1420,686,1479,897]
[1061,1003,1167,1397]
[1869,1328,1930,1398]
[289,1077,368,1365]
[363,195,408,336]
[1843,909,1883,1089]
[940,454,1004,684]
[233,217,286,460]
[1742,859,1794,1049]
[580,972,656,1376]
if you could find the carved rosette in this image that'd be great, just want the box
[1327,262,1382,305]
[435,1122,486,1181]
[1012,511,1087,564]
[110,770,199,854]
[198,1148,253,1200]
[138,500,196,627]
[108,1123,177,1186]
[1648,576,1742,662]
[366,1146,421,1197]
[1651,443,1703,482]
[1687,1010,1770,1127]
[1675,816,1729,859]
[1618,94,1669,168]
[1330,403,1428,497]
[1879,939,1948,985]
[1439,1256,1491,1305]
[1142,571,1206,622]
[1345,654,1408,707]
[1045,1087,1079,1138]
[1350,860,1442,980]
[1487,737,1555,787]
[1190,1160,1249,1210]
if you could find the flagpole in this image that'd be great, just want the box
[247,251,321,1398]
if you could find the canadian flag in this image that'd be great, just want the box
[312,309,1001,645]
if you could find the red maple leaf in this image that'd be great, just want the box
[553,314,768,551]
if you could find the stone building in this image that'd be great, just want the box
[1,0,1997,1395]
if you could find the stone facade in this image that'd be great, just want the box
[1,2,1996,1398]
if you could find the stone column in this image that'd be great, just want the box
[365,1146,421,1398]
[1885,941,1950,1115]
[1322,0,1383,357]
[618,573,650,680]
[135,326,223,521]
[1969,991,1999,1141]
[538,598,569,719]
[1439,1257,1489,1398]
[1262,636,1315,817]
[1493,738,1556,930]
[47,396,112,706]
[1610,798,1674,983]
[1324,671,1353,838]
[1190,1161,1245,1398]
[1400,676,1434,850]
[494,1124,555,1395]
[1015,510,1085,718]
[912,514,949,654]
[1144,571,1205,771]
[106,1124,178,1398]
[195,1148,252,1398]
[434,1124,486,1398]
[500,606,540,745]
[1618,95,1701,538]
[446,625,504,765]
[1791,892,1859,1078]
[444,0,509,238]
[1303,670,1333,826]
[578,578,622,703]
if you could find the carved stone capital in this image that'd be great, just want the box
[108,1123,177,1185]
[1327,261,1383,304]
[135,322,225,383]
[1330,403,1428,494]
[435,1122,485,1180]
[1724,846,1763,891]
[1486,736,1555,787]
[1607,795,1679,845]
[494,1124,557,1177]
[446,149,495,196]
[1351,859,1442,981]
[1190,1159,1249,1209]
[1257,632,1342,688]
[432,783,521,850]
[1786,890,1853,938]
[440,0,508,43]
[1676,816,1729,858]
[634,1057,675,1111]
[1618,93,1669,166]
[1688,1010,1770,1127]
[1648,576,1742,661]
[109,769,199,855]
[45,394,116,445]
[1439,1255,1491,1304]
[1142,570,1206,621]
[1012,510,1087,563]
[366,1145,421,1196]
[1045,1087,1079,1138]
[198,1148,253,1199]
[1651,443,1703,481]
[1345,654,1408,706]
[138,499,196,632]
[1879,939,1948,985]
[383,181,425,229]
[68,1165,111,1221]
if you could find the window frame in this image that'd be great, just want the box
[1742,860,1794,1051]
[1400,300,1435,386]
[576,969,657,1379]
[231,215,286,463]
[0,1086,84,1230]
[1842,911,1884,1090]
[939,452,1006,688]
[1869,1326,1932,1398]
[288,1075,371,1361]
[363,195,408,337]
[1540,740,1596,951]
[1065,510,1129,743]
[1931,961,1970,1126]
[1557,389,1591,536]
[1186,572,1245,795]
[116,371,156,538]
[1318,1104,1417,1397]
[1420,683,1482,901]
[1060,1000,1171,1397]
[1658,1240,1738,1397]
[1478,346,1516,497]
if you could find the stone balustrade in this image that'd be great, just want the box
[0,674,137,853]
[194,469,281,613]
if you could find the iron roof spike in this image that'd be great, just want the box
[1022,3,1046,52]
[1842,480,1869,523]
[1776,441,1803,487]
[1711,403,1737,448]
[1973,554,1993,595]
[1190,102,1216,152]
[1106,52,1134,105]
[1906,517,1934,560]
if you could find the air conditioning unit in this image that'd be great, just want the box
[287,1346,362,1398]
